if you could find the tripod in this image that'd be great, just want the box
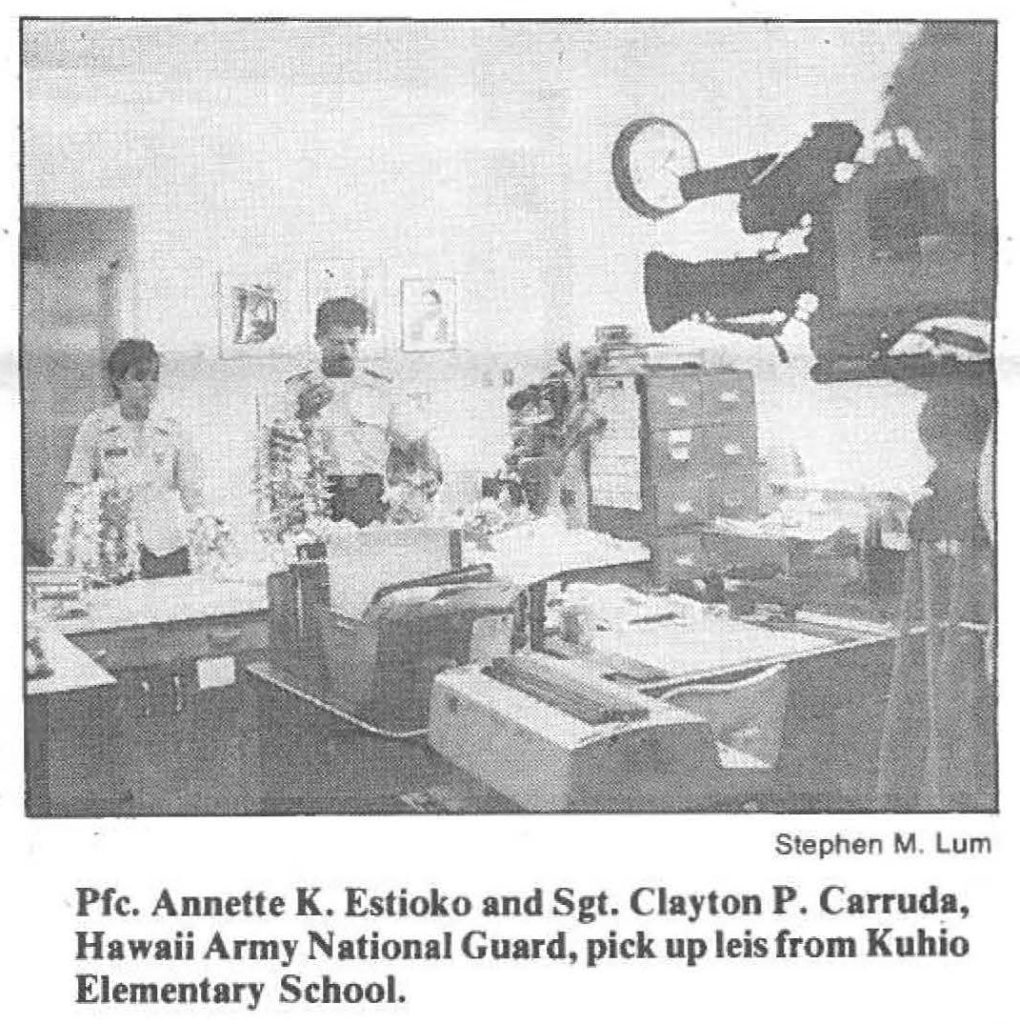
[876,517,992,810]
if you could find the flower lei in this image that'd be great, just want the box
[188,512,239,576]
[254,416,333,545]
[52,480,140,583]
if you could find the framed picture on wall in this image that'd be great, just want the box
[217,265,298,359]
[401,276,457,352]
[306,257,385,350]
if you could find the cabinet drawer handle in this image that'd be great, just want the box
[672,501,694,515]
[172,675,185,715]
[208,628,243,650]
[719,391,740,404]
[666,394,689,408]
[673,555,695,568]
[669,447,691,462]
[723,443,745,457]
[139,679,152,718]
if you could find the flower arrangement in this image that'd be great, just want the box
[504,343,608,514]
[52,480,140,583]
[457,495,532,546]
[254,417,333,544]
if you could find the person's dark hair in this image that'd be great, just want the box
[315,297,368,336]
[106,338,160,397]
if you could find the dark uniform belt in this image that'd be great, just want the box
[327,473,387,528]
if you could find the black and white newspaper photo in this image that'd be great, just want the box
[3,4,1018,1021]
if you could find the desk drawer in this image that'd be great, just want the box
[70,615,268,672]
[700,371,755,423]
[69,628,158,672]
[648,427,704,479]
[701,532,792,573]
[650,534,705,584]
[649,423,758,483]
[653,475,712,527]
[702,422,758,469]
[645,374,703,428]
[710,472,760,521]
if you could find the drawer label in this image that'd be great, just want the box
[197,656,236,690]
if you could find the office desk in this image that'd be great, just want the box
[28,577,270,816]
[251,613,989,815]
[25,576,992,814]
[25,626,120,816]
[52,577,268,672]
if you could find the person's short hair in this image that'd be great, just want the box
[315,297,368,337]
[106,338,160,396]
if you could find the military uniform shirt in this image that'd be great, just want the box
[66,404,203,556]
[283,366,426,477]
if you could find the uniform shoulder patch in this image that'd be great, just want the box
[285,368,317,387]
[362,367,393,384]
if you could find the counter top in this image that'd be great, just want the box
[45,576,267,636]
[593,615,834,683]
[465,526,649,587]
[26,626,117,697]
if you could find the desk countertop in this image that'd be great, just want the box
[465,527,649,587]
[46,576,267,636]
[27,626,117,697]
[594,615,838,685]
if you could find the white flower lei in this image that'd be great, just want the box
[253,416,332,544]
[188,512,239,576]
[52,480,141,582]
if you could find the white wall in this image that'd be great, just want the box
[24,21,934,518]
[23,22,575,357]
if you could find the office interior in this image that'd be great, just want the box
[22,20,995,816]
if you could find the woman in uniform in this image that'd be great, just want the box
[65,337,204,579]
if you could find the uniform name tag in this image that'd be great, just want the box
[103,446,129,458]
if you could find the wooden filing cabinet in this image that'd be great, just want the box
[588,367,760,550]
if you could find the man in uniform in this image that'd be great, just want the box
[280,296,441,528]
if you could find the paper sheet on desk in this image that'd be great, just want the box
[593,616,831,679]
[713,492,870,543]
[469,523,648,587]
[197,656,236,690]
[713,517,843,543]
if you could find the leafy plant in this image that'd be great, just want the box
[504,344,608,511]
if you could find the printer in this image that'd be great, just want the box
[429,651,783,811]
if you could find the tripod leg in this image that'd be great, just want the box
[933,538,978,807]
[919,543,944,810]
[876,546,921,806]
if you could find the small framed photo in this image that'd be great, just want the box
[401,276,457,352]
[217,266,296,359]
[307,257,385,349]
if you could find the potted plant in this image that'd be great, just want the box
[504,344,608,517]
